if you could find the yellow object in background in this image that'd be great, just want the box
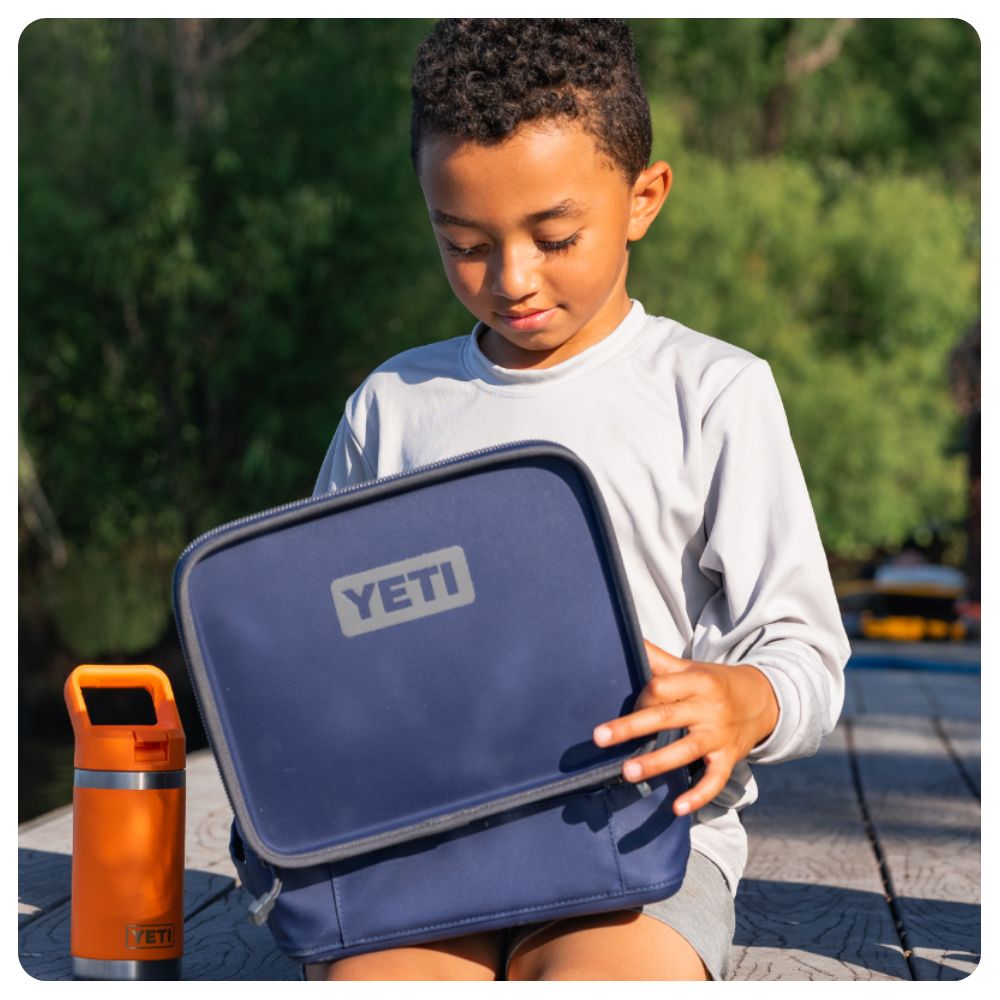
[838,571,967,644]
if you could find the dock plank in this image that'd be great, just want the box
[849,714,980,980]
[184,751,238,876]
[17,804,73,856]
[730,725,909,981]
[18,666,980,981]
[848,669,936,717]
[18,850,72,927]
[913,671,980,722]
[182,887,299,981]
[18,868,236,981]
[841,672,862,718]
[935,717,980,798]
[18,899,73,981]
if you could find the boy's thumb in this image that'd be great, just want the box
[643,639,690,674]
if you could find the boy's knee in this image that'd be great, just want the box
[507,913,710,981]
[323,931,505,981]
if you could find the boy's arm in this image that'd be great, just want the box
[595,359,850,814]
[687,359,850,764]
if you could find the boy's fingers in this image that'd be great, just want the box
[634,675,696,711]
[613,733,706,783]
[594,689,700,746]
[643,639,691,675]
[672,756,732,816]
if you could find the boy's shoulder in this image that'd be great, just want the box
[638,310,768,398]
[345,333,469,410]
[368,333,469,381]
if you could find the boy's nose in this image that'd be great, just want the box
[489,245,540,300]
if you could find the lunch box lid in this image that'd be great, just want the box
[174,441,667,868]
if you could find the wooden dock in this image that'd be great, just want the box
[19,653,980,980]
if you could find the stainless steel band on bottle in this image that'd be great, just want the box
[72,957,183,980]
[73,769,186,790]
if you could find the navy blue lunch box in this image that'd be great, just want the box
[173,441,690,964]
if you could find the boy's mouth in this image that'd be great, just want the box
[496,307,557,332]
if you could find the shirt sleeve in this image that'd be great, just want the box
[312,408,377,497]
[689,359,850,765]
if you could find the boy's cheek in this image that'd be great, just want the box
[443,267,486,309]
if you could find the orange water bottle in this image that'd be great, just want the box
[64,664,186,980]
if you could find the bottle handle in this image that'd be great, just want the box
[64,664,183,734]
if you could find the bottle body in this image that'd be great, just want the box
[70,772,185,980]
[64,664,187,981]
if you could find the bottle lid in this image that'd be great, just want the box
[64,665,186,772]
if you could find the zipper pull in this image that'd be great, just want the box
[604,773,651,796]
[247,875,283,926]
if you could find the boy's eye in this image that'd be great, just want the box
[443,241,485,259]
[442,232,581,259]
[536,232,581,254]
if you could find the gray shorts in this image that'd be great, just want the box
[504,849,735,980]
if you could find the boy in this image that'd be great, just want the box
[308,19,849,981]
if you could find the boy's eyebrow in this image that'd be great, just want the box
[430,200,585,229]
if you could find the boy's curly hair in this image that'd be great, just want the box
[410,19,652,182]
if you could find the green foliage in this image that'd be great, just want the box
[41,534,177,658]
[19,18,979,660]
[634,18,980,188]
[820,176,977,355]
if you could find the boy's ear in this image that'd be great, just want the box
[626,161,672,243]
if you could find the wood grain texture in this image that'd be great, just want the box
[185,750,238,876]
[730,725,909,980]
[182,888,299,981]
[17,898,73,981]
[850,713,980,980]
[849,667,979,723]
[17,805,73,855]
[913,671,980,721]
[18,850,72,927]
[847,668,936,717]
[841,671,863,719]
[18,868,236,981]
[935,717,980,798]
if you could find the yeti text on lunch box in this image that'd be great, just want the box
[330,545,476,637]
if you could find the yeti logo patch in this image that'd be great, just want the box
[331,546,475,637]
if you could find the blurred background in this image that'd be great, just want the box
[19,19,980,821]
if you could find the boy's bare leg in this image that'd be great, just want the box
[304,929,506,980]
[506,911,710,981]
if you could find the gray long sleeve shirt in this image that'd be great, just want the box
[314,300,850,893]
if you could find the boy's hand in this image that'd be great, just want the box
[593,640,779,817]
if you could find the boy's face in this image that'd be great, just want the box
[417,121,670,369]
